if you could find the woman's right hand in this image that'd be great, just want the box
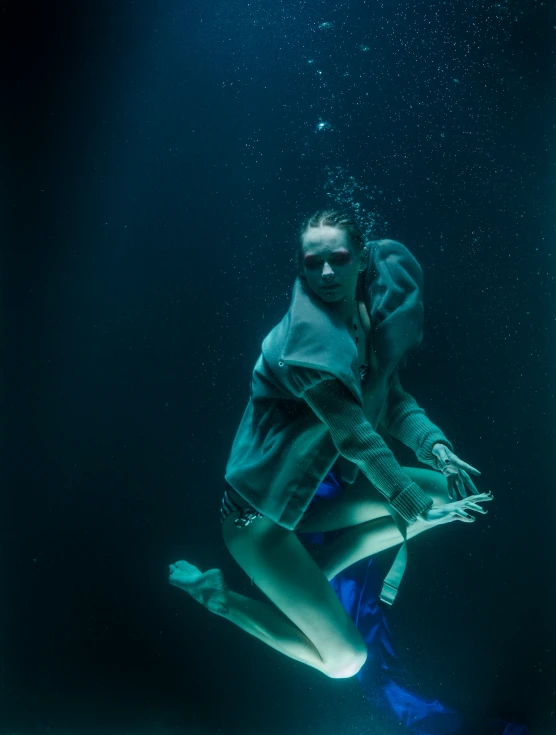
[418,492,493,526]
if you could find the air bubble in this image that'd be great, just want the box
[315,121,333,133]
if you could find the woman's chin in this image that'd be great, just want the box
[320,288,343,301]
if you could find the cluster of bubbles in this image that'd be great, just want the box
[324,166,384,241]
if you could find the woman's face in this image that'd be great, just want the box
[300,225,365,304]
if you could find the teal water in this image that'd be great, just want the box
[2,0,555,733]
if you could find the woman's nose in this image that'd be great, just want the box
[321,262,334,279]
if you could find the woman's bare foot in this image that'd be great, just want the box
[169,560,229,615]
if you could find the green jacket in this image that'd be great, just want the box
[225,239,452,530]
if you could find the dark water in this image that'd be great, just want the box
[2,0,555,733]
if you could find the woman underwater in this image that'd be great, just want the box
[169,210,493,680]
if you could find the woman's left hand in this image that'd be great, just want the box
[431,443,482,500]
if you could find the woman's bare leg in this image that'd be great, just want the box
[302,467,451,579]
[170,512,368,679]
[169,469,448,677]
[311,514,430,580]
[169,561,328,669]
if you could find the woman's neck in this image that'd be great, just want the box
[331,293,358,328]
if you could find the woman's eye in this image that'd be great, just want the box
[304,257,321,269]
[330,252,351,265]
[304,252,350,269]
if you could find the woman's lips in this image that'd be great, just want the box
[322,284,339,290]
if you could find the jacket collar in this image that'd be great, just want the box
[278,239,424,401]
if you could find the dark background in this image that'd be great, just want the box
[2,0,555,733]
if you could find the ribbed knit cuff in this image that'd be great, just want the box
[390,482,433,523]
[416,434,454,466]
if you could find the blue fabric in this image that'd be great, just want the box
[315,470,343,498]
[302,472,531,735]
[489,721,531,735]
[330,555,462,735]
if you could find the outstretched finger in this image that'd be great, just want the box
[461,469,480,496]
[464,491,492,501]
[454,459,481,476]
[462,501,488,514]
[455,509,475,522]
[456,474,468,499]
[474,492,494,502]
[447,475,457,501]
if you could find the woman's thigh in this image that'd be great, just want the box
[222,511,367,673]
[299,467,450,533]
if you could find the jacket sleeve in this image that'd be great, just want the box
[303,378,433,524]
[381,369,453,466]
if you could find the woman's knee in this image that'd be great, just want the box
[322,642,368,679]
[404,467,450,505]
